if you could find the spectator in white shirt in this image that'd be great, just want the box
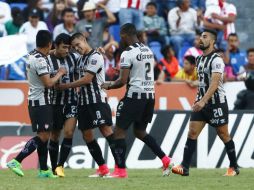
[53,8,75,40]
[168,0,198,56]
[19,8,48,52]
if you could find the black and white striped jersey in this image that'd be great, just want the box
[26,49,51,106]
[120,42,155,99]
[76,49,107,105]
[47,52,78,105]
[196,51,226,104]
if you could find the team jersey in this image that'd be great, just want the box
[47,52,78,105]
[76,49,107,105]
[26,49,51,106]
[120,42,155,99]
[196,51,226,104]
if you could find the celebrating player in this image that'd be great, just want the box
[172,29,240,176]
[57,33,116,177]
[7,30,66,178]
[47,33,78,177]
[102,23,172,178]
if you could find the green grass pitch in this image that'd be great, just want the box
[0,168,253,190]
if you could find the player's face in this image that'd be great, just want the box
[199,32,214,50]
[71,38,87,55]
[56,43,70,58]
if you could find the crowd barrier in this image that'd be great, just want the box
[0,110,254,169]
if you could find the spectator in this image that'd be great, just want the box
[19,9,48,52]
[46,0,68,33]
[53,8,75,40]
[184,32,202,58]
[5,57,27,80]
[92,0,120,24]
[151,0,178,20]
[156,45,179,81]
[173,55,198,87]
[75,1,116,48]
[0,1,11,24]
[22,0,44,22]
[5,7,24,35]
[190,0,205,11]
[143,2,167,47]
[225,33,247,77]
[118,0,146,30]
[168,0,198,57]
[77,0,89,20]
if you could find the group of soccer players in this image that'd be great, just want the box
[7,23,239,179]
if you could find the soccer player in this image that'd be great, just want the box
[172,29,240,176]
[101,23,172,178]
[47,33,78,177]
[7,30,66,178]
[57,33,116,177]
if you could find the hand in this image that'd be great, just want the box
[192,100,206,112]
[96,47,105,55]
[58,67,67,75]
[97,3,106,9]
[211,13,219,19]
[101,82,111,90]
[156,79,163,85]
[83,31,90,38]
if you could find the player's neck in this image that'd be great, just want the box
[127,38,139,47]
[36,48,48,56]
[202,46,215,56]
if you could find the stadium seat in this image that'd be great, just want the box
[0,65,6,80]
[9,3,27,11]
[149,41,163,61]
[109,24,120,42]
[178,43,191,67]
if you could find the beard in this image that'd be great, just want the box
[199,43,209,50]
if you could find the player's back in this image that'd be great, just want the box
[26,49,51,106]
[120,42,155,99]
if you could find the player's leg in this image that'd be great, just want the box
[133,123,172,176]
[216,124,239,176]
[55,117,77,177]
[82,129,109,177]
[172,121,206,176]
[49,105,64,173]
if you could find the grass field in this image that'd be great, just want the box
[0,168,253,190]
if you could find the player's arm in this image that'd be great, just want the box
[58,72,94,89]
[102,68,130,90]
[212,13,236,23]
[40,67,66,88]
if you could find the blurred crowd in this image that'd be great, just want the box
[0,0,253,93]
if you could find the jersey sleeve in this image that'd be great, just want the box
[86,53,103,75]
[120,51,132,69]
[35,57,49,76]
[227,4,237,15]
[211,56,225,73]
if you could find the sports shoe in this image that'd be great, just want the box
[223,167,240,176]
[38,169,58,178]
[55,166,65,177]
[7,159,24,177]
[106,168,128,178]
[161,156,173,176]
[172,165,189,176]
[88,164,110,178]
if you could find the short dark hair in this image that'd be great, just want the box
[70,32,85,42]
[161,45,172,58]
[120,23,137,36]
[55,33,71,46]
[247,48,254,56]
[228,33,238,40]
[202,28,217,41]
[184,55,196,65]
[36,30,52,48]
[61,7,74,17]
[146,2,157,8]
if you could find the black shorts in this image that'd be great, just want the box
[116,97,155,130]
[52,104,78,130]
[28,105,53,132]
[190,102,229,127]
[78,103,113,130]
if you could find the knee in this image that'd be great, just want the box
[100,126,113,137]
[64,129,74,139]
[133,129,147,140]
[188,128,199,139]
[82,130,94,143]
[50,130,61,141]
[114,126,126,139]
[217,131,231,143]
[38,132,50,142]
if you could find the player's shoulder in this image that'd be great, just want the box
[89,50,103,65]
